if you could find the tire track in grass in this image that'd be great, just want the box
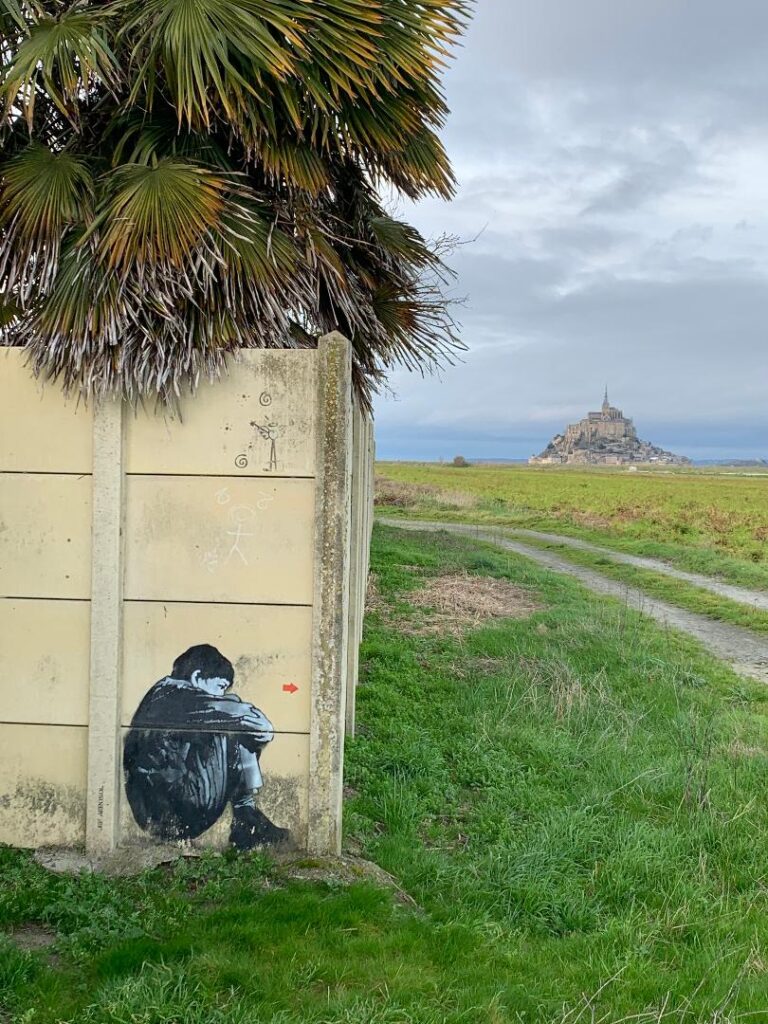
[378,517,768,684]
[505,528,768,610]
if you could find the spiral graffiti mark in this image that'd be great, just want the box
[234,454,249,469]
[259,392,272,407]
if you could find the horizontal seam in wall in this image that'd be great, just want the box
[0,721,310,735]
[0,471,92,477]
[2,597,311,607]
[119,725,310,736]
[0,721,88,728]
[123,599,312,608]
[126,472,314,480]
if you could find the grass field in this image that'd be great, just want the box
[5,525,768,1022]
[376,463,768,590]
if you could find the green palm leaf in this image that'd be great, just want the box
[1,6,118,128]
[94,158,230,270]
[0,144,92,300]
[117,0,307,129]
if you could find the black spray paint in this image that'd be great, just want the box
[124,644,290,849]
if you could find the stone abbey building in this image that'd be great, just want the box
[529,390,690,466]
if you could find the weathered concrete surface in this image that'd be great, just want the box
[86,399,125,855]
[125,350,317,477]
[308,333,353,856]
[124,475,315,604]
[507,528,768,611]
[0,348,93,472]
[35,843,205,878]
[379,518,768,684]
[346,407,375,737]
[0,734,87,847]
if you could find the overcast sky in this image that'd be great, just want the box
[374,0,768,462]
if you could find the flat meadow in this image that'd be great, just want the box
[376,463,768,588]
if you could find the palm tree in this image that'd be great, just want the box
[0,0,470,406]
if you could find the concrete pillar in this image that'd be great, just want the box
[308,332,353,855]
[85,399,125,854]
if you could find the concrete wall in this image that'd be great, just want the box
[0,333,372,857]
[345,406,375,736]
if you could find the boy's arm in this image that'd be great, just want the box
[234,703,274,744]
[189,694,274,743]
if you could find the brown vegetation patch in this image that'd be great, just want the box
[375,475,440,508]
[374,475,477,511]
[727,740,768,759]
[406,572,543,636]
[365,572,387,615]
[566,510,616,530]
[6,923,57,952]
[448,656,508,681]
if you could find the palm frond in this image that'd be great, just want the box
[0,144,92,301]
[93,158,230,271]
[0,0,26,34]
[117,0,306,129]
[1,6,118,129]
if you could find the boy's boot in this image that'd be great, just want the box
[230,805,291,850]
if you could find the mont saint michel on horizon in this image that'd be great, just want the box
[530,390,691,467]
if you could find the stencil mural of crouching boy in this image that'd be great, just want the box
[124,644,290,850]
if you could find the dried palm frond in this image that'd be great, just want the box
[0,0,471,407]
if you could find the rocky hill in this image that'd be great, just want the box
[530,391,691,466]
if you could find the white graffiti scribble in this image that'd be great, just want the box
[225,522,255,565]
[199,491,274,572]
[201,550,219,575]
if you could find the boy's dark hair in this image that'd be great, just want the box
[171,645,234,685]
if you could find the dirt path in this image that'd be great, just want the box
[505,528,768,611]
[379,517,768,684]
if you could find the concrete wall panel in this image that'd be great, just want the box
[0,351,93,473]
[123,476,315,605]
[0,725,87,847]
[122,602,312,733]
[0,600,90,725]
[0,475,92,598]
[125,351,316,478]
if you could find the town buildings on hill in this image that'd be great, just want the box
[529,390,691,466]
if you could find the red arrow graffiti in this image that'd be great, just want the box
[282,683,298,694]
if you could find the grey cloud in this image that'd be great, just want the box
[458,0,768,86]
[582,141,700,214]
[375,0,768,462]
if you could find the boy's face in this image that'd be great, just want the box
[190,670,232,696]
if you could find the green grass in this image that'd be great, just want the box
[376,462,768,588]
[0,848,526,1024]
[347,526,768,1020]
[513,536,768,634]
[5,524,768,1022]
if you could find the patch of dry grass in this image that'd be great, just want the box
[366,566,543,636]
[406,572,543,636]
[375,474,477,512]
[365,572,387,615]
